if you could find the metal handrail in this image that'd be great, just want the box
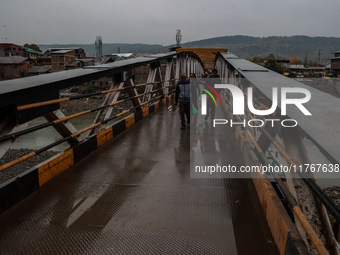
[0,89,175,172]
[16,79,175,111]
[0,82,175,143]
[246,129,330,255]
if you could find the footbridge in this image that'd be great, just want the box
[0,49,339,255]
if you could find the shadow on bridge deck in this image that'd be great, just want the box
[0,108,278,254]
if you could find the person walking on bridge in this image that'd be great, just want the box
[175,73,191,130]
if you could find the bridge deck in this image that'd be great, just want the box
[0,108,277,254]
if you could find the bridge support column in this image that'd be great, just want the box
[88,74,124,136]
[142,63,161,103]
[125,78,142,110]
[163,58,173,96]
[44,110,81,144]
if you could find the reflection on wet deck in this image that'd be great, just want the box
[0,108,277,254]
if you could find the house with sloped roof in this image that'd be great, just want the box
[23,47,44,60]
[0,43,25,57]
[0,56,32,79]
[45,48,86,59]
[51,50,76,72]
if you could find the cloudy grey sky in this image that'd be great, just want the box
[0,0,339,45]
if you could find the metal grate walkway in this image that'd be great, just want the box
[0,108,277,254]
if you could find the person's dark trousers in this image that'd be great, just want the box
[179,101,190,127]
[205,105,216,120]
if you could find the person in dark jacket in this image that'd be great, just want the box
[205,69,221,121]
[175,73,191,129]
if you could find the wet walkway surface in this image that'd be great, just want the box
[0,108,278,254]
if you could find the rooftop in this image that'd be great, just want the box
[112,53,134,58]
[288,65,305,69]
[0,56,28,64]
[23,47,44,55]
[27,65,52,74]
[51,50,75,54]
[0,43,22,47]
[65,60,81,67]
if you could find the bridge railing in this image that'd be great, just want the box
[215,52,340,252]
[0,51,204,190]
[0,80,176,173]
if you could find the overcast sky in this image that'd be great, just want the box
[0,0,339,45]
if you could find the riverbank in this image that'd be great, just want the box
[60,96,133,113]
[60,96,104,112]
[323,186,340,208]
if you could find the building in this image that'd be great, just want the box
[46,48,86,59]
[0,43,25,57]
[47,48,87,72]
[51,50,76,72]
[23,47,44,60]
[330,51,340,77]
[37,56,51,65]
[0,56,32,79]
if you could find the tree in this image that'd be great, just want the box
[289,55,303,65]
[264,59,284,74]
[309,60,318,67]
[266,53,275,60]
[252,56,265,63]
[23,43,42,52]
[304,52,308,66]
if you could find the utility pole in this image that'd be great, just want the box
[95,36,102,58]
[176,29,182,48]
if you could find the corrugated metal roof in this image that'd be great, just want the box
[288,65,305,69]
[49,48,82,51]
[27,65,52,73]
[0,56,28,64]
[51,50,74,54]
[23,47,44,55]
[305,67,325,70]
[65,60,81,67]
[112,53,134,58]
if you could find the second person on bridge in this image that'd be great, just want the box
[175,73,191,130]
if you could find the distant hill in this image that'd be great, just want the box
[38,35,340,62]
[179,35,340,62]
